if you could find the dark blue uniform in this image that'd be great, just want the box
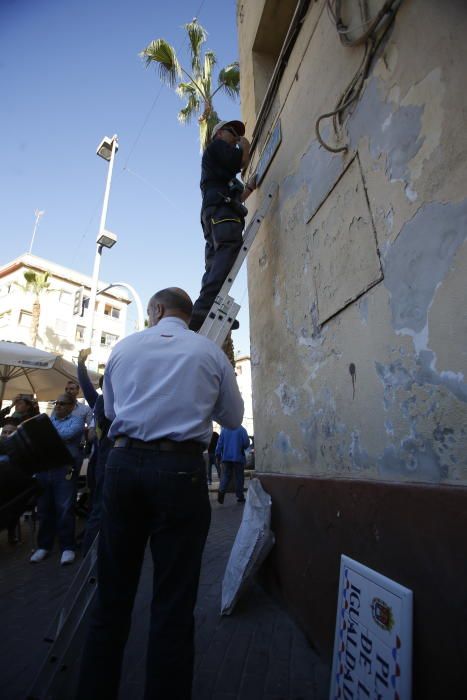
[190,138,244,330]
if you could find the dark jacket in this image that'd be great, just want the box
[200,139,243,208]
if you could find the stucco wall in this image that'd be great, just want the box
[238,0,467,485]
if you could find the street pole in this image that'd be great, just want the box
[97,282,145,331]
[85,136,118,350]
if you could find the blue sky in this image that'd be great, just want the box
[1,0,251,354]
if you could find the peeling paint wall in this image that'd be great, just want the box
[237,0,467,485]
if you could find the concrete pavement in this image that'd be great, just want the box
[0,489,330,699]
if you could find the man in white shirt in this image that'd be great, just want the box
[77,287,243,700]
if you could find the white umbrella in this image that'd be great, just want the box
[0,341,99,403]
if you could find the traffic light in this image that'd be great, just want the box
[73,287,83,316]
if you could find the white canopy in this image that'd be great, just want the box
[0,341,99,403]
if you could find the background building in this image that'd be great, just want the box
[235,354,253,436]
[237,0,467,695]
[0,253,130,371]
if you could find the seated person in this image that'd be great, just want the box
[0,394,38,427]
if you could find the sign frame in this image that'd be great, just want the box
[256,120,282,185]
[330,555,413,700]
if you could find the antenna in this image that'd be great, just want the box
[29,209,45,254]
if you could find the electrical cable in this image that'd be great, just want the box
[334,0,398,47]
[316,0,401,153]
[122,166,177,208]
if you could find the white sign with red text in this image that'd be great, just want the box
[330,556,413,700]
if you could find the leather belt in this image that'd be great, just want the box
[114,436,205,455]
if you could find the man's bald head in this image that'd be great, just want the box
[147,287,193,327]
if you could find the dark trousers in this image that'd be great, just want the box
[207,454,221,483]
[36,467,76,552]
[76,446,211,700]
[82,436,113,555]
[219,461,245,500]
[191,204,244,322]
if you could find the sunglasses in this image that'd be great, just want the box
[222,127,239,138]
[54,401,73,406]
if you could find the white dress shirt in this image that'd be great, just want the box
[103,317,244,444]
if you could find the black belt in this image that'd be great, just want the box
[114,436,205,455]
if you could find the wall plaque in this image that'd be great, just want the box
[256,120,281,185]
[330,555,413,700]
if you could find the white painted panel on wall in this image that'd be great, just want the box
[308,157,383,324]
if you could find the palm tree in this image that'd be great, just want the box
[17,271,51,347]
[141,19,240,151]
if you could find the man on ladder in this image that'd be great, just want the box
[189,119,257,332]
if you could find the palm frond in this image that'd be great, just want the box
[176,81,197,99]
[23,271,50,293]
[203,50,216,81]
[184,19,207,74]
[140,39,181,87]
[217,62,240,99]
[199,108,220,152]
[200,76,212,102]
[178,92,201,124]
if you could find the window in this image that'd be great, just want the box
[252,0,297,114]
[59,290,73,305]
[0,310,11,327]
[75,325,85,342]
[19,310,32,328]
[55,318,68,335]
[104,303,120,319]
[100,331,119,347]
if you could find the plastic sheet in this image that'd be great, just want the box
[221,478,275,615]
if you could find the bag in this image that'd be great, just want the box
[224,196,248,219]
[217,190,248,219]
[221,478,275,615]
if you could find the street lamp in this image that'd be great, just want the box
[96,229,117,249]
[96,136,118,161]
[85,135,118,350]
[97,281,145,331]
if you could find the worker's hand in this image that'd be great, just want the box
[78,347,92,364]
[246,174,257,191]
[239,136,250,151]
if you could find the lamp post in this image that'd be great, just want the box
[97,282,145,331]
[85,135,119,350]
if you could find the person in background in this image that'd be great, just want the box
[0,417,19,439]
[216,425,250,504]
[63,379,94,475]
[30,394,84,565]
[0,394,38,427]
[207,430,220,485]
[1,417,22,544]
[77,348,113,554]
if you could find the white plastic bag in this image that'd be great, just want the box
[221,478,275,615]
